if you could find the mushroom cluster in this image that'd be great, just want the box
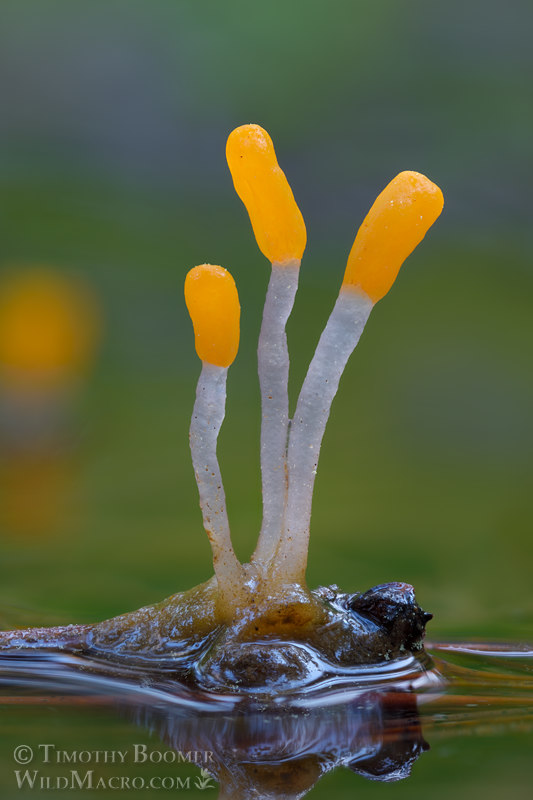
[0,125,443,693]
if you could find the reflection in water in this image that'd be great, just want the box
[142,690,428,796]
[0,267,100,535]
[0,643,532,797]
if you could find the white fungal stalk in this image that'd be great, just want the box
[272,287,374,583]
[184,262,245,610]
[189,362,245,601]
[252,260,300,566]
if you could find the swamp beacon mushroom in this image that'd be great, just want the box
[0,124,443,693]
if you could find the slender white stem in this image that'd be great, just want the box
[252,261,300,565]
[273,287,374,582]
[189,362,244,597]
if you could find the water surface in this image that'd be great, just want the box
[1,640,532,798]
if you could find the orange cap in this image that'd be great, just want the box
[343,171,444,302]
[184,264,240,367]
[226,124,306,265]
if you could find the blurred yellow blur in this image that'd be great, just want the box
[0,268,100,388]
[0,267,101,537]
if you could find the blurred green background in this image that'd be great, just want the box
[0,0,532,796]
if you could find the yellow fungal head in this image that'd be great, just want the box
[226,124,307,265]
[184,264,240,368]
[343,171,444,303]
